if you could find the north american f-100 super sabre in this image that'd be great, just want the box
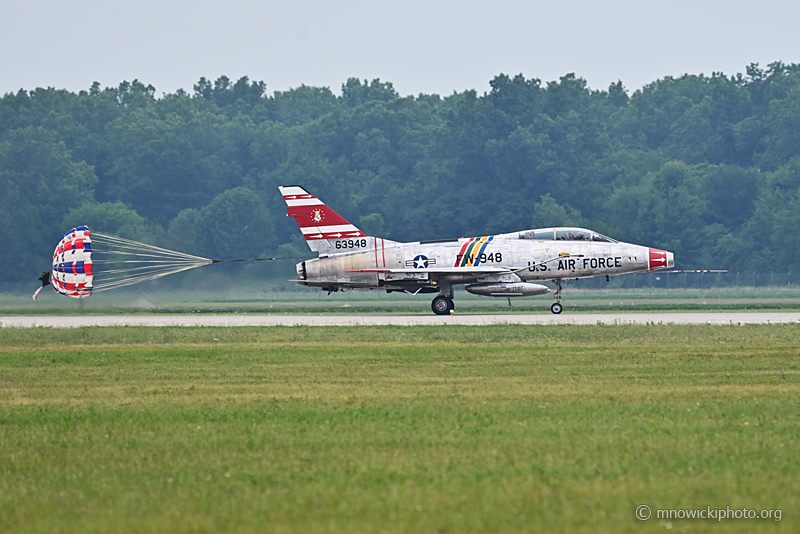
[280,185,718,315]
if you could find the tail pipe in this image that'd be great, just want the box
[296,261,307,284]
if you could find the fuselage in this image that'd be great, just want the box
[295,230,674,293]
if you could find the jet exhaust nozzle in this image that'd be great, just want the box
[296,261,307,283]
[465,282,551,297]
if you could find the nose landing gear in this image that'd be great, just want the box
[550,278,564,314]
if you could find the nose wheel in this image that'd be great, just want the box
[551,278,564,314]
[431,295,454,315]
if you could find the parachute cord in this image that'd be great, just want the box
[92,233,209,262]
[92,262,208,292]
[211,258,275,263]
[210,256,311,263]
[91,262,210,276]
[91,256,307,292]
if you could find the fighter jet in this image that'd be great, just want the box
[280,185,714,315]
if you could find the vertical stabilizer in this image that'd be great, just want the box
[279,186,371,254]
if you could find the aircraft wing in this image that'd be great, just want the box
[656,270,727,273]
[346,267,512,275]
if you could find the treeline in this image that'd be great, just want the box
[2,62,800,284]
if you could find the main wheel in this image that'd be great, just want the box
[432,295,454,315]
[550,302,563,314]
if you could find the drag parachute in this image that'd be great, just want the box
[34,225,212,300]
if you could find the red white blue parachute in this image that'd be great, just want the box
[51,225,95,298]
[34,225,213,300]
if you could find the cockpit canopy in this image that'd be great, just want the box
[512,227,617,243]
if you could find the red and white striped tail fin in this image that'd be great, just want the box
[279,185,371,254]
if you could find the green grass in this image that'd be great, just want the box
[6,284,800,316]
[1,325,799,533]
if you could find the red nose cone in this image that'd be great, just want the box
[648,248,668,270]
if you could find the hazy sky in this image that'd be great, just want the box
[2,0,799,97]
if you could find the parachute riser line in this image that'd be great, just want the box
[211,258,276,263]
[92,263,206,292]
[209,256,311,263]
[92,232,209,262]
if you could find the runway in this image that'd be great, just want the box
[2,312,800,327]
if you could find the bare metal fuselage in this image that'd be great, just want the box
[296,236,665,293]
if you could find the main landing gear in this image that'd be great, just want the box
[431,295,454,315]
[550,278,564,314]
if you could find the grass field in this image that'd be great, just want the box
[6,277,800,316]
[1,325,798,533]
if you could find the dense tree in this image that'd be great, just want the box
[0,127,97,279]
[2,63,800,285]
[341,78,398,107]
[166,208,201,254]
[529,194,584,229]
[270,85,340,126]
[100,108,251,225]
[744,157,800,270]
[758,82,800,170]
[61,201,152,242]
[194,187,275,260]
